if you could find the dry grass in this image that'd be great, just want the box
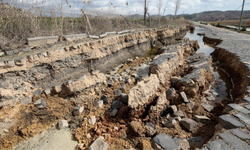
[0,1,186,51]
[211,19,250,27]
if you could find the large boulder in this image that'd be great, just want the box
[128,74,160,110]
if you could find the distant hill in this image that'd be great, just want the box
[127,10,250,21]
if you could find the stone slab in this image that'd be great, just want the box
[180,118,198,132]
[153,133,181,150]
[233,113,250,126]
[228,104,250,114]
[230,128,250,140]
[207,139,232,150]
[218,115,245,129]
[219,131,250,150]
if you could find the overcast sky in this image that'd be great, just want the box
[15,0,250,16]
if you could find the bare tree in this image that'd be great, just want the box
[156,0,168,27]
[139,0,151,26]
[174,0,181,19]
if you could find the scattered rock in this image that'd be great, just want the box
[130,121,145,136]
[145,122,157,136]
[3,129,9,133]
[0,100,3,108]
[34,98,47,109]
[180,92,189,103]
[86,133,91,139]
[112,101,123,109]
[93,100,103,108]
[73,106,84,116]
[153,133,181,150]
[20,95,32,105]
[175,138,190,150]
[123,76,131,84]
[201,101,214,112]
[120,93,128,105]
[89,136,109,150]
[170,105,178,113]
[174,110,185,117]
[107,79,114,87]
[44,88,51,96]
[212,91,219,96]
[101,95,108,103]
[140,140,153,150]
[164,119,177,128]
[188,136,203,149]
[125,68,131,74]
[186,101,195,110]
[194,115,210,124]
[33,89,42,96]
[89,116,96,125]
[166,88,176,99]
[120,84,126,92]
[180,118,198,132]
[114,90,122,96]
[110,109,118,117]
[206,95,215,101]
[58,120,69,129]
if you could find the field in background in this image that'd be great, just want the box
[210,19,250,27]
[0,1,186,51]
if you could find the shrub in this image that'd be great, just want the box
[242,26,247,31]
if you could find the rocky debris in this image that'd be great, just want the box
[110,109,118,117]
[33,89,42,96]
[128,74,160,110]
[0,100,3,108]
[180,118,198,132]
[206,95,215,101]
[201,101,214,112]
[120,84,126,92]
[123,76,131,84]
[135,64,150,79]
[206,139,232,150]
[44,89,51,96]
[73,107,84,116]
[34,99,47,109]
[101,95,108,103]
[186,101,195,110]
[174,110,185,117]
[140,140,153,150]
[20,95,32,105]
[153,133,181,150]
[89,136,109,150]
[130,121,145,136]
[188,136,203,149]
[89,116,96,125]
[194,115,210,124]
[58,120,69,129]
[93,100,103,108]
[165,119,177,128]
[60,71,106,96]
[53,84,62,94]
[107,79,114,87]
[219,131,250,150]
[145,122,157,136]
[166,88,176,99]
[120,93,128,105]
[175,138,190,150]
[218,115,245,129]
[180,92,189,103]
[114,90,122,96]
[230,128,250,140]
[170,105,178,113]
[112,101,123,109]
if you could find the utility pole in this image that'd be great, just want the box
[239,0,245,30]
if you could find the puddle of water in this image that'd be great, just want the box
[185,27,233,103]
